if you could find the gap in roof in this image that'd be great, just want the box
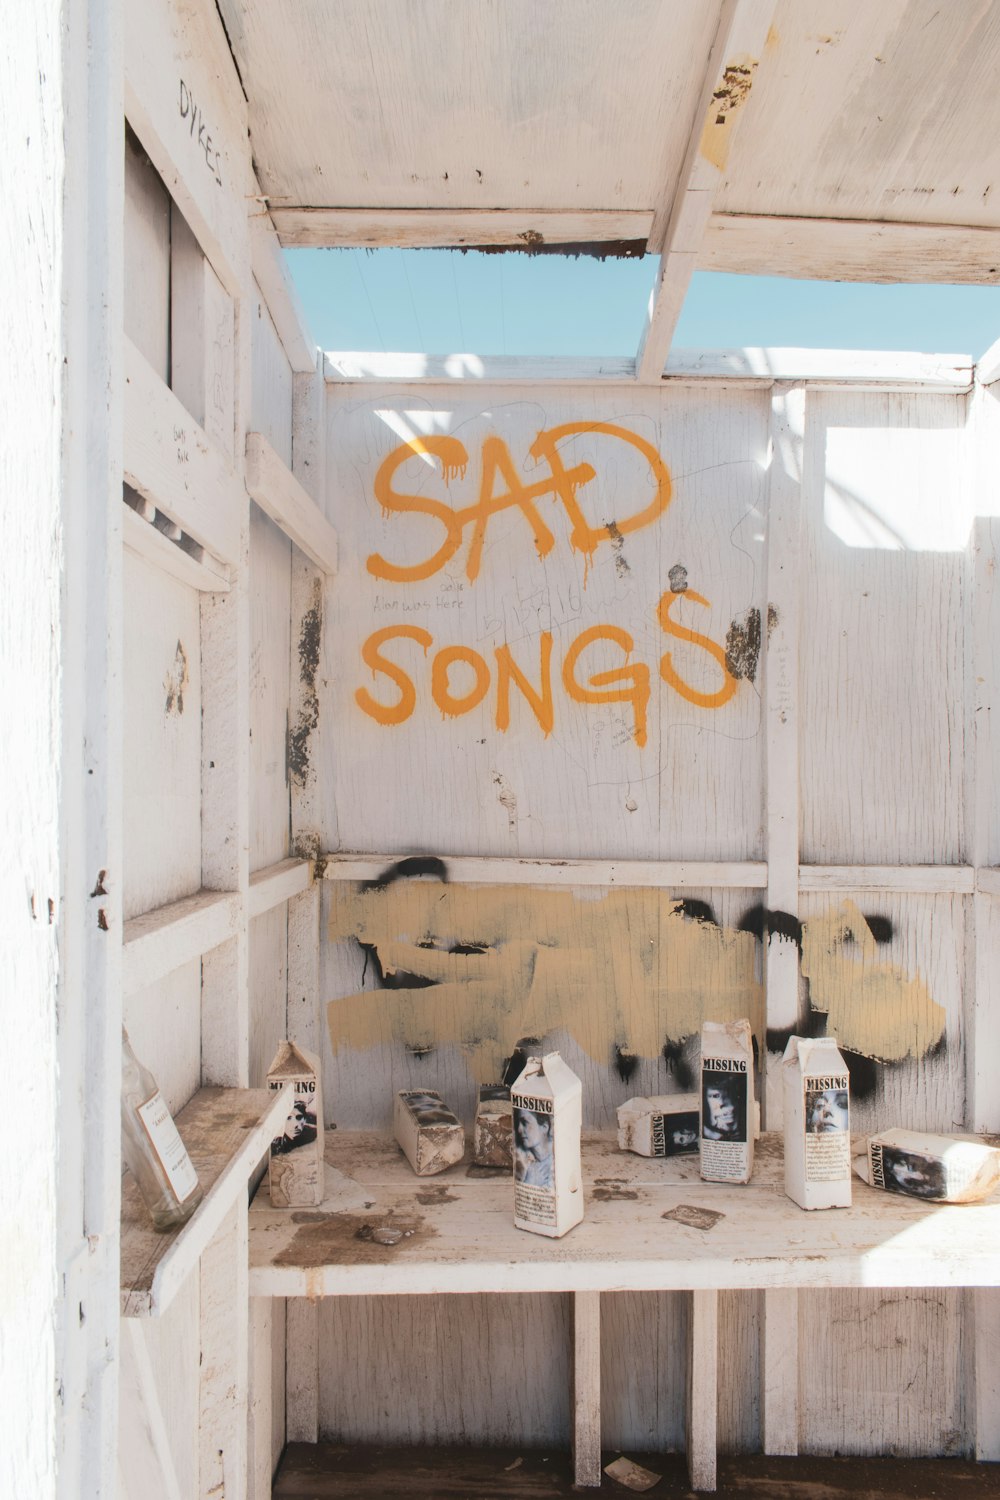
[284,248,1000,362]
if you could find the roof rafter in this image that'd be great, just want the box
[636,0,777,384]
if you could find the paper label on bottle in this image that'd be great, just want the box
[137,1091,199,1203]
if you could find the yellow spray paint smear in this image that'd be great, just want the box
[328,882,762,1083]
[801,900,946,1063]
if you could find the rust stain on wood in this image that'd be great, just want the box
[289,577,323,787]
[164,640,189,715]
[272,1210,434,1267]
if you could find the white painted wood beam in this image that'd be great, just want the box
[250,206,317,374]
[763,385,804,1130]
[124,336,244,566]
[199,1202,248,1500]
[572,1291,602,1487]
[245,432,339,574]
[761,1288,799,1455]
[978,332,1000,386]
[637,0,777,383]
[123,889,239,996]
[801,865,976,893]
[123,503,231,593]
[321,853,768,889]
[124,0,247,295]
[703,212,1000,288]
[272,207,651,251]
[285,1300,321,1443]
[319,853,977,894]
[248,857,313,920]
[323,349,971,391]
[121,1086,287,1318]
[686,1289,718,1491]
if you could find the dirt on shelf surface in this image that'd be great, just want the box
[274,1443,1000,1499]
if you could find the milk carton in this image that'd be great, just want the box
[267,1040,324,1208]
[617,1094,700,1157]
[474,1085,513,1168]
[782,1036,851,1209]
[510,1052,583,1238]
[394,1090,465,1175]
[700,1019,754,1183]
[856,1129,1000,1204]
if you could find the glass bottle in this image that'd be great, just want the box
[121,1028,203,1231]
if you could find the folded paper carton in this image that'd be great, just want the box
[510,1052,583,1238]
[617,1093,700,1157]
[782,1036,851,1210]
[700,1019,755,1184]
[394,1089,465,1176]
[267,1040,324,1208]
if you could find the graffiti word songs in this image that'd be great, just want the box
[178,80,223,187]
[355,589,737,744]
[367,423,672,584]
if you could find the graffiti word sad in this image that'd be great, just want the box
[368,422,672,585]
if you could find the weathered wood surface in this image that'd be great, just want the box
[323,350,973,390]
[248,1132,1000,1298]
[246,433,339,574]
[122,547,203,919]
[123,888,238,994]
[121,1087,287,1317]
[124,336,244,566]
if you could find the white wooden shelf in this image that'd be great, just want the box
[245,431,338,574]
[249,1131,1000,1300]
[122,1086,288,1317]
[123,889,239,996]
[250,1130,1000,1492]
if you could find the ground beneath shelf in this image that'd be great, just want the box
[273,1443,1000,1498]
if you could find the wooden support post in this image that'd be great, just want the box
[970,1289,1000,1460]
[762,384,805,1129]
[965,510,1000,1458]
[572,1290,601,1487]
[199,1202,249,1500]
[686,1289,718,1492]
[247,1297,277,1500]
[119,1321,184,1500]
[286,1299,321,1444]
[761,1288,799,1454]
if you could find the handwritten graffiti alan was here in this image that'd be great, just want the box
[353,421,746,742]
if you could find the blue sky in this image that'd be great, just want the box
[286,247,1000,360]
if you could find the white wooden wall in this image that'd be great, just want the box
[17,0,1000,1490]
[316,368,1000,1456]
[116,0,321,1494]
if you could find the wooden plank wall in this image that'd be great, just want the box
[120,0,308,1493]
[315,374,998,1456]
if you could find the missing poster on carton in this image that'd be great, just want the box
[267,1040,324,1208]
[861,1129,1000,1204]
[700,1019,754,1183]
[510,1052,583,1239]
[782,1036,851,1209]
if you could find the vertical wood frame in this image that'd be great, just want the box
[687,1289,719,1491]
[53,0,126,1495]
[572,1291,602,1486]
[763,382,805,1124]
